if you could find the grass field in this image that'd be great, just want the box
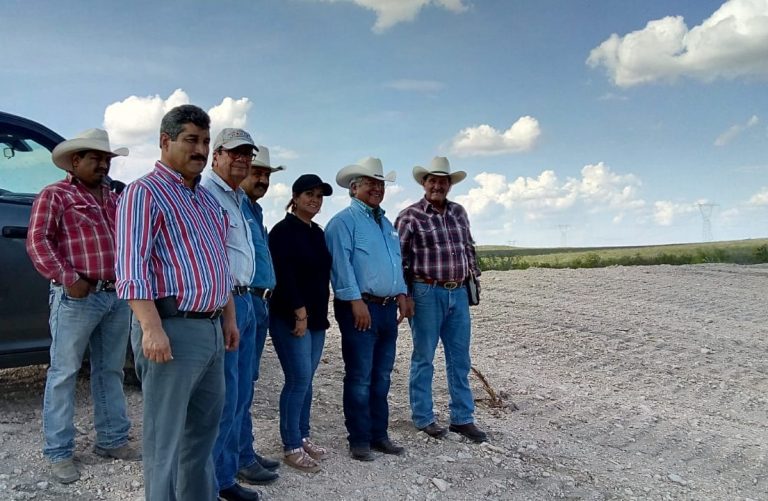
[476,238,768,271]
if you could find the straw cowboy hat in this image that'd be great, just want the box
[336,156,396,188]
[251,145,285,172]
[412,156,466,185]
[52,129,128,171]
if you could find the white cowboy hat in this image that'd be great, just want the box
[251,145,285,172]
[52,128,128,171]
[336,156,396,188]
[412,156,466,185]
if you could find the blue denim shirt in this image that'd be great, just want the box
[325,198,407,300]
[242,199,276,290]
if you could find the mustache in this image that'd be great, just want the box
[254,182,269,190]
[191,154,207,162]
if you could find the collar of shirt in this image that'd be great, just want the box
[154,161,202,189]
[284,211,318,229]
[64,173,112,199]
[205,170,247,204]
[419,196,454,215]
[351,197,386,217]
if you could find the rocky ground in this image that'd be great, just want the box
[0,264,766,500]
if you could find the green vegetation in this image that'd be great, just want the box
[476,239,768,271]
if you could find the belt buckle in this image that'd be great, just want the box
[443,281,459,290]
[210,309,222,319]
[381,296,391,306]
[262,289,272,300]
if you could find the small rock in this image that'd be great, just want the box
[667,473,687,486]
[436,455,455,463]
[36,481,48,490]
[431,478,450,492]
[130,480,141,490]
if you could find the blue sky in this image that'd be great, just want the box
[3,0,767,247]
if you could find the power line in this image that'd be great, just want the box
[697,203,718,242]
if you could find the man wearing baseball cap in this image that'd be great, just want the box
[201,128,265,501]
[27,129,139,484]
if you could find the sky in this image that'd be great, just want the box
[2,0,767,247]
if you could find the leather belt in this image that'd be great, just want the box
[361,293,397,306]
[56,278,117,292]
[232,286,272,299]
[413,277,463,290]
[175,309,223,320]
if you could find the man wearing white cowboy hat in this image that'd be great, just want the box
[395,156,488,443]
[325,157,412,461]
[26,128,139,484]
[235,145,286,485]
[201,129,268,501]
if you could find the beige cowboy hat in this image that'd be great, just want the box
[336,156,396,188]
[52,128,128,171]
[251,145,285,172]
[412,156,466,185]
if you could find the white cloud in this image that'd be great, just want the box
[385,79,444,92]
[748,186,768,205]
[714,115,760,146]
[454,162,644,222]
[320,0,469,33]
[103,89,190,146]
[587,0,768,87]
[448,116,541,157]
[104,90,256,183]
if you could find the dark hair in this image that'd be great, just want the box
[285,198,297,212]
[160,105,210,140]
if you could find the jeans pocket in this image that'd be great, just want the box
[411,282,431,300]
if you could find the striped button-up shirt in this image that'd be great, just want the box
[115,161,232,312]
[395,197,480,283]
[26,175,118,286]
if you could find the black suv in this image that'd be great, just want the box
[0,111,65,368]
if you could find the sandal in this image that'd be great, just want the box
[284,448,321,473]
[302,437,327,460]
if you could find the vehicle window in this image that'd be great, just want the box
[0,132,61,195]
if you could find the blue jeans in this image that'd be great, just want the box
[270,315,325,451]
[334,300,398,448]
[238,295,269,468]
[132,315,224,501]
[409,282,475,429]
[43,285,131,462]
[213,294,257,490]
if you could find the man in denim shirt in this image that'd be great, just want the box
[325,157,413,461]
[236,145,284,483]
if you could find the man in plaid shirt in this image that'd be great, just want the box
[26,129,139,485]
[395,156,488,444]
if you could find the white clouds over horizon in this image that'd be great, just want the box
[455,162,644,222]
[448,116,541,157]
[748,186,768,205]
[319,0,469,33]
[587,0,768,87]
[714,115,760,146]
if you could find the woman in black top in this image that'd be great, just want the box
[268,174,333,473]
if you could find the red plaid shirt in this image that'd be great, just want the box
[395,197,480,283]
[26,175,118,287]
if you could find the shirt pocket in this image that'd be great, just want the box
[65,204,99,228]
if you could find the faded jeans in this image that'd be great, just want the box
[238,295,269,469]
[408,282,475,429]
[43,284,131,462]
[270,315,325,451]
[213,294,256,490]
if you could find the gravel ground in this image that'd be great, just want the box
[1,263,766,500]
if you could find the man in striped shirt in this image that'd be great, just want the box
[116,105,240,501]
[27,128,139,484]
[395,156,488,444]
